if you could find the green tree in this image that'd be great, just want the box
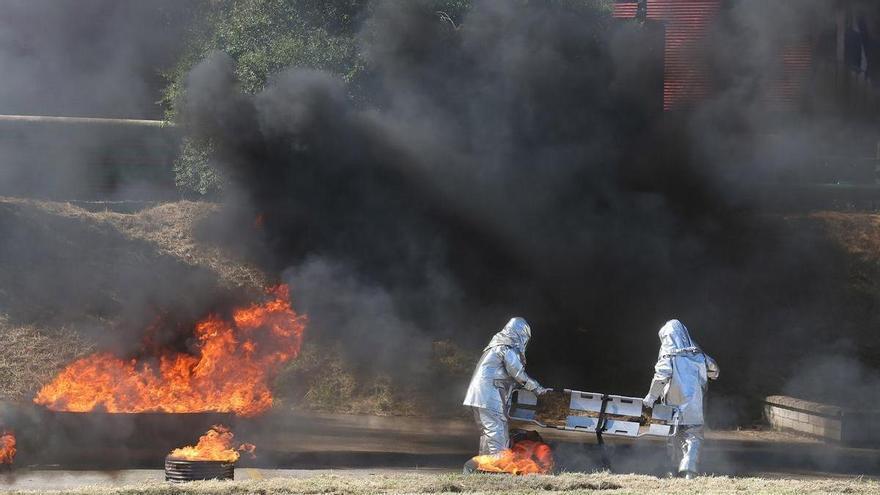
[164,0,375,192]
[165,0,612,193]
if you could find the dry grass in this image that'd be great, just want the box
[811,211,880,263]
[0,197,267,291]
[0,197,466,414]
[0,197,266,402]
[278,340,454,416]
[2,472,878,495]
[276,336,478,416]
[807,211,880,308]
[0,317,93,402]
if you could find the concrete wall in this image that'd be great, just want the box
[765,395,880,446]
[0,116,181,200]
[764,395,842,442]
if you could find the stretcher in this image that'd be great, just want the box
[508,389,679,438]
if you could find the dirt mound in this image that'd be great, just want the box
[0,197,468,415]
[0,197,266,401]
[1,198,267,290]
[9,200,876,415]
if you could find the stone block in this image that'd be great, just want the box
[764,395,842,417]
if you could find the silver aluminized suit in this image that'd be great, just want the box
[463,317,544,455]
[643,320,719,476]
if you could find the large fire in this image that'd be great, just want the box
[0,432,15,465]
[34,285,305,416]
[169,425,254,462]
[470,440,554,475]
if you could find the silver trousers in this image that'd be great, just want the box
[668,425,704,474]
[471,407,509,455]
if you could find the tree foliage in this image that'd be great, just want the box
[165,0,612,193]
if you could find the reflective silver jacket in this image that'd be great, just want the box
[463,317,541,413]
[647,320,719,425]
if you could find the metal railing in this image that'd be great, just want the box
[0,114,182,201]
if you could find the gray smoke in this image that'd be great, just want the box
[175,0,880,425]
[0,1,230,360]
[0,0,876,431]
[785,354,880,410]
[0,0,191,199]
[0,0,189,119]
[282,257,442,382]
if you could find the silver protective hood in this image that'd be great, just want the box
[659,319,699,357]
[648,320,719,425]
[463,317,541,413]
[484,317,531,353]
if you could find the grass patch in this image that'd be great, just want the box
[0,197,260,402]
[1,197,267,291]
[3,472,879,495]
[0,197,475,415]
[0,318,93,401]
[275,334,480,416]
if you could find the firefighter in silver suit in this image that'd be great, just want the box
[642,319,719,479]
[463,317,550,455]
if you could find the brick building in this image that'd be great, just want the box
[612,0,879,115]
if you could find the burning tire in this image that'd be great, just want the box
[164,425,253,483]
[164,457,234,483]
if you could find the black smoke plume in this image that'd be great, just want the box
[178,0,877,421]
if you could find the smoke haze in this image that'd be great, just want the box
[0,0,191,199]
[0,0,190,119]
[177,0,880,421]
[0,0,877,427]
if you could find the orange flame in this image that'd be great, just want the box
[34,285,305,417]
[471,440,554,475]
[0,432,16,465]
[169,425,254,462]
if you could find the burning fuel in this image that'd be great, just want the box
[470,440,554,475]
[34,285,306,416]
[168,425,254,463]
[0,432,16,465]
